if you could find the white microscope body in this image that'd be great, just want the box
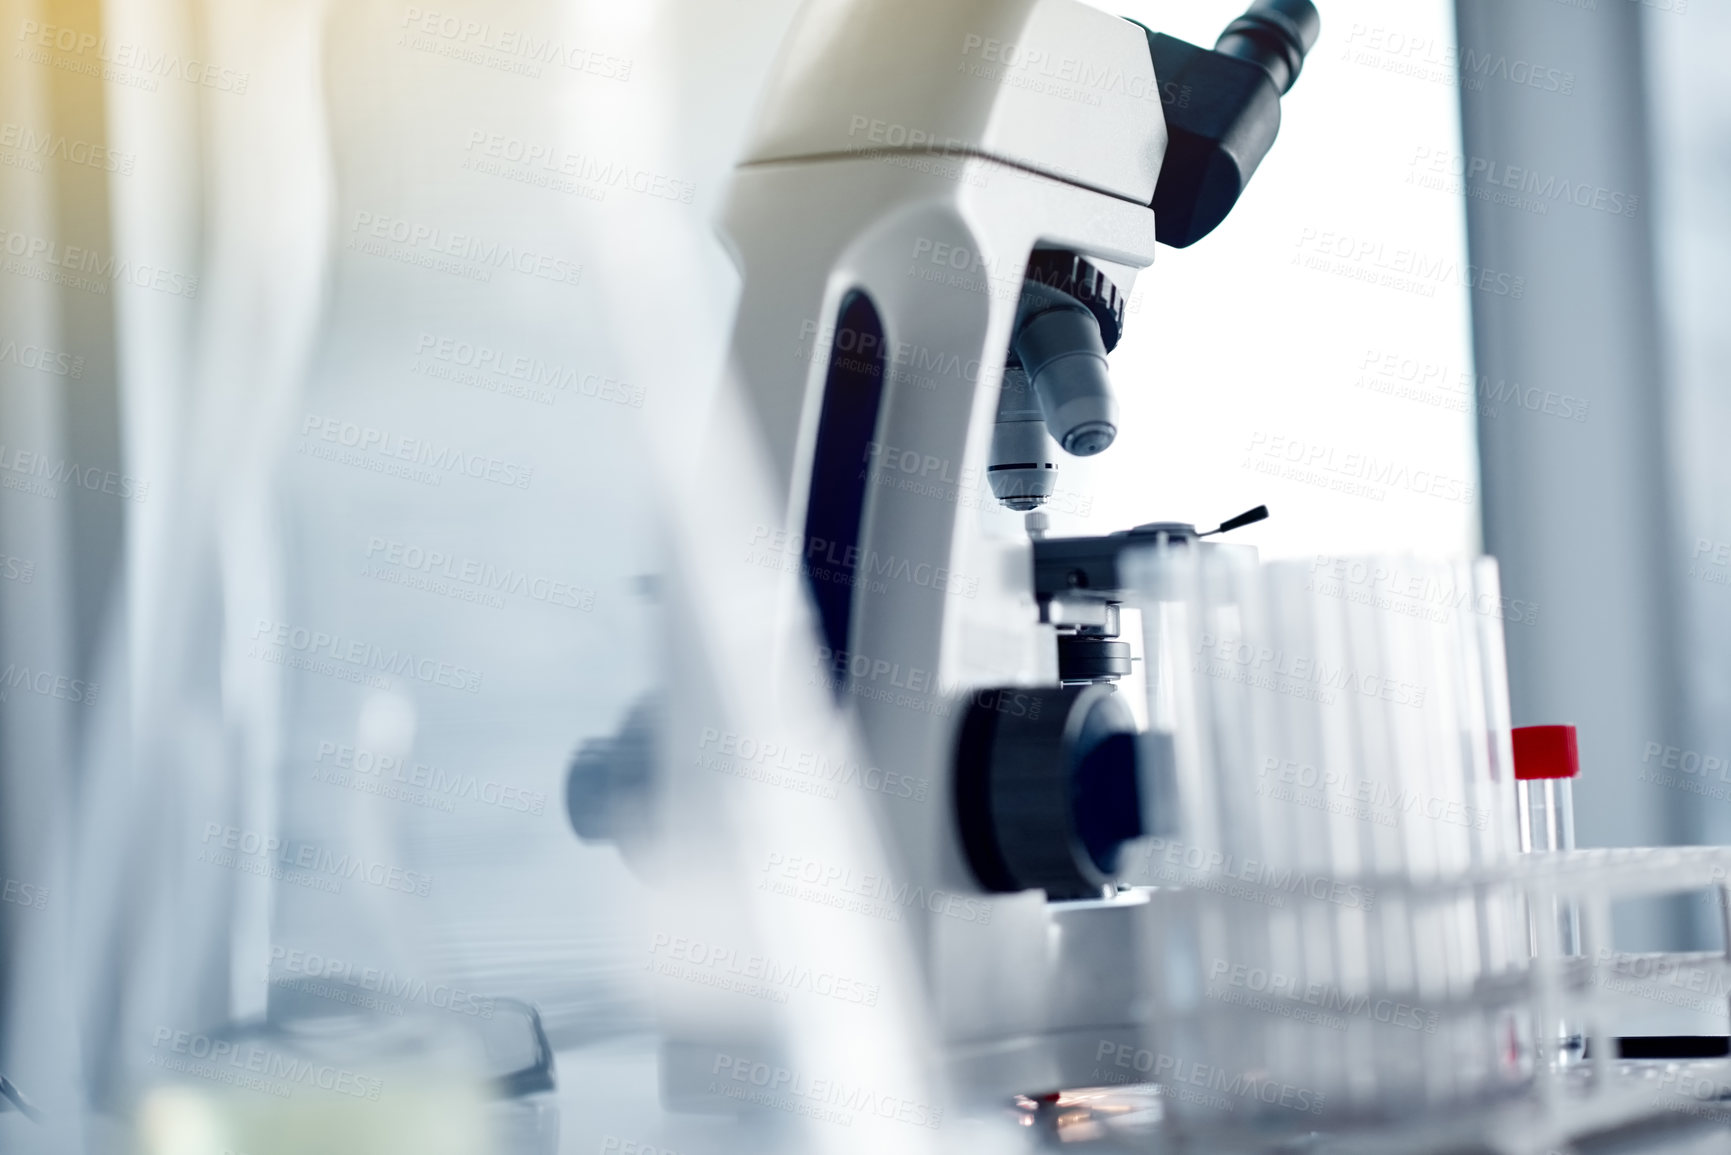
[697,0,1315,1102]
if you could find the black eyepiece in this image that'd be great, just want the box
[1214,0,1321,94]
[1140,0,1321,246]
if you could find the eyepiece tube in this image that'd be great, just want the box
[1012,305,1118,458]
[1214,0,1321,94]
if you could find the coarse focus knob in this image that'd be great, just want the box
[954,685,1143,900]
[566,695,659,861]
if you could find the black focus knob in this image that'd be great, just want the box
[566,695,659,858]
[954,685,1144,900]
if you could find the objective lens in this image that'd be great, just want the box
[1011,305,1119,458]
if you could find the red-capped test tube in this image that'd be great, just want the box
[1514,725,1578,855]
[1515,725,1584,1061]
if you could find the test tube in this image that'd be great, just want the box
[1513,725,1579,859]
[1512,724,1582,1062]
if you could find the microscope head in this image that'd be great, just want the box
[1143,0,1322,249]
[987,0,1319,511]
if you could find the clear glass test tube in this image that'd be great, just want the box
[1513,725,1583,1063]
[1518,776,1577,859]
[1513,726,1580,865]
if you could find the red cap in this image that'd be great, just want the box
[1512,725,1579,781]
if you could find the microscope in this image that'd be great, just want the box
[723,0,1317,908]
[572,6,1731,1147]
[563,0,1324,1109]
